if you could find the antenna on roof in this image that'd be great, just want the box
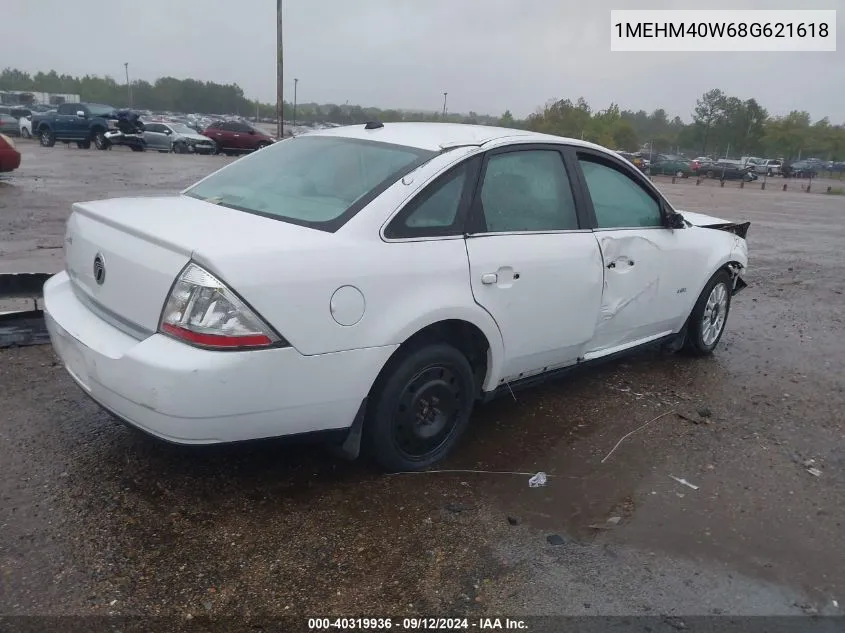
[364,121,384,130]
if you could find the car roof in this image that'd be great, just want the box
[303,121,607,152]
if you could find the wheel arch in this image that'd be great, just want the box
[373,312,505,398]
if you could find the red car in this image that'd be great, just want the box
[202,120,275,155]
[0,133,21,172]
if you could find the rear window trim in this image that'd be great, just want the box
[184,136,438,233]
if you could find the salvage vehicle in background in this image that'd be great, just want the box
[650,154,694,177]
[0,133,21,172]
[701,161,757,181]
[754,159,781,176]
[32,102,119,150]
[43,122,749,471]
[202,120,275,155]
[143,122,216,154]
[0,114,20,137]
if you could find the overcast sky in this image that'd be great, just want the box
[2,0,843,122]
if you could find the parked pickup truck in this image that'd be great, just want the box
[32,103,119,150]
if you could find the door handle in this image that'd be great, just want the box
[481,273,498,285]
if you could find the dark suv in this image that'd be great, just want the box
[202,120,275,155]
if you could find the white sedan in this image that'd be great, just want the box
[43,122,749,471]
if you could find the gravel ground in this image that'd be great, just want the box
[1,141,844,624]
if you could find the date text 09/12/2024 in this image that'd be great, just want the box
[308,617,528,630]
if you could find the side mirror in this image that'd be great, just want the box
[666,212,686,229]
[76,111,86,118]
[164,129,172,135]
[248,129,256,135]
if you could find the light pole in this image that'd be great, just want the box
[276,0,284,139]
[124,62,132,107]
[293,78,298,129]
[442,92,448,119]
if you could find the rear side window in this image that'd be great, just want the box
[185,136,435,231]
[477,150,578,233]
[385,158,477,238]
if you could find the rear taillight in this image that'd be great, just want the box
[158,263,285,350]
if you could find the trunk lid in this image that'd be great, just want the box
[65,195,335,334]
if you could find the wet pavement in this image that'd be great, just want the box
[1,142,844,621]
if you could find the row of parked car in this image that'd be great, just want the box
[616,150,844,181]
[1,103,277,156]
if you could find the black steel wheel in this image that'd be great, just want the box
[365,342,476,471]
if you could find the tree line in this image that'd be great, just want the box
[2,68,842,161]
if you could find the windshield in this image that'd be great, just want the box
[169,124,196,134]
[87,104,116,117]
[185,136,435,231]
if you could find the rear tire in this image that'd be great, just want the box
[364,342,476,472]
[39,128,55,147]
[683,270,733,356]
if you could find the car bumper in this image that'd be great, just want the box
[43,271,396,444]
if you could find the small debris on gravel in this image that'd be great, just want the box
[546,534,566,546]
[506,516,519,526]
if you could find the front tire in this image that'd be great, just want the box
[39,129,55,147]
[364,342,476,472]
[683,270,732,356]
[93,129,109,150]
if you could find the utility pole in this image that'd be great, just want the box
[276,0,284,139]
[124,63,132,107]
[293,78,298,129]
[442,92,448,119]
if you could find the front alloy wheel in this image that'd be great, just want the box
[684,270,733,356]
[94,131,109,150]
[365,342,476,471]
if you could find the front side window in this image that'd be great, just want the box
[185,136,434,230]
[57,104,77,115]
[578,157,662,228]
[478,150,578,233]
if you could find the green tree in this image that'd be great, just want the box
[692,89,725,155]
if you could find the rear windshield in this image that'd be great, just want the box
[185,135,435,231]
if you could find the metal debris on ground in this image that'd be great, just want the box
[606,516,622,525]
[807,467,822,477]
[528,472,547,488]
[600,410,677,464]
[669,475,700,490]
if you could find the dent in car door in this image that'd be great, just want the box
[464,147,603,381]
[575,153,695,356]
